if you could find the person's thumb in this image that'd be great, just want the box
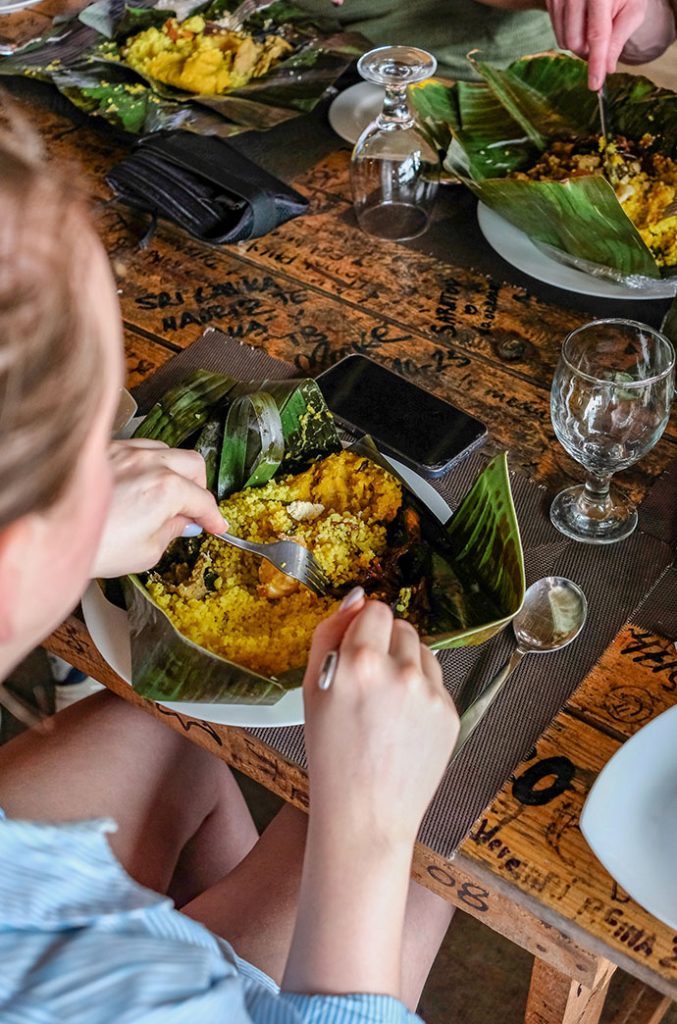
[178,482,229,537]
[158,478,229,548]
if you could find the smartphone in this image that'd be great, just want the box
[317,355,487,478]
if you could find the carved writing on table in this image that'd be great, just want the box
[512,757,577,807]
[60,620,90,659]
[94,201,676,501]
[569,625,677,739]
[602,685,657,726]
[134,277,307,336]
[156,705,224,747]
[619,628,677,690]
[469,810,676,968]
[575,898,658,959]
[659,938,677,971]
[424,863,491,913]
[94,183,675,436]
[469,817,572,902]
[96,200,583,393]
[463,709,677,979]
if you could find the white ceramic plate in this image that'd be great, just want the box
[580,704,677,930]
[82,456,451,729]
[477,202,677,301]
[0,0,44,12]
[328,81,385,146]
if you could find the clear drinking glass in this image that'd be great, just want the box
[350,45,440,241]
[550,319,675,544]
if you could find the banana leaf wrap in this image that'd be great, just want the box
[410,52,677,286]
[0,0,365,138]
[122,373,524,704]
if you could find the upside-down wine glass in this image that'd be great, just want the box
[550,318,675,544]
[350,45,440,241]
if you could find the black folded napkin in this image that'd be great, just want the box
[106,131,308,245]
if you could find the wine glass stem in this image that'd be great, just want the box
[379,85,413,126]
[579,472,613,518]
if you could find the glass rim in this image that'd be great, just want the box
[356,45,437,85]
[561,318,676,388]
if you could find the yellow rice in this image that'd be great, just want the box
[145,451,403,677]
[122,15,292,96]
[512,138,677,267]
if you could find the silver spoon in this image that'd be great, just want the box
[451,576,588,759]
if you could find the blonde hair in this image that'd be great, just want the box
[0,107,102,529]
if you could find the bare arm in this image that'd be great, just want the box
[287,827,412,996]
[619,0,676,63]
[282,599,459,997]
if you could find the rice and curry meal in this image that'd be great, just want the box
[121,370,521,703]
[122,14,293,95]
[144,449,431,677]
[510,134,677,268]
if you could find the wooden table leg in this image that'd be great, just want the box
[606,978,672,1024]
[525,956,616,1024]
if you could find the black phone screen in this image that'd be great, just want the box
[317,355,486,476]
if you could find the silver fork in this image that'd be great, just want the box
[215,531,330,596]
[217,0,278,31]
[597,82,622,186]
[661,200,677,220]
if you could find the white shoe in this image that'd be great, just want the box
[54,678,105,714]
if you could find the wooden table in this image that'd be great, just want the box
[11,70,677,1024]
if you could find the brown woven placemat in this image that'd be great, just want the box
[134,328,674,859]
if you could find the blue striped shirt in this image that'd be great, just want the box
[0,816,423,1024]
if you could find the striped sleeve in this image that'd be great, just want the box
[279,994,422,1023]
[0,817,424,1024]
[241,982,422,1024]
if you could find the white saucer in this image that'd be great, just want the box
[580,704,677,930]
[82,456,451,729]
[328,81,385,145]
[477,202,677,300]
[0,0,45,12]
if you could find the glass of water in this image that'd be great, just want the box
[550,318,675,544]
[350,45,439,241]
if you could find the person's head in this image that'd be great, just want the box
[0,109,123,673]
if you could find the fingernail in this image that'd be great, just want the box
[340,586,364,610]
[182,523,203,539]
[220,517,229,532]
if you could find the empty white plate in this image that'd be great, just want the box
[0,0,45,12]
[478,202,677,301]
[328,81,384,145]
[580,704,677,929]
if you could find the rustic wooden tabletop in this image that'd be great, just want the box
[7,41,676,1024]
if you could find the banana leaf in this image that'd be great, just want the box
[0,0,365,138]
[124,371,524,704]
[410,52,677,284]
[126,372,341,703]
[350,438,525,648]
[134,369,237,445]
[123,572,297,703]
[217,390,285,497]
[195,415,224,491]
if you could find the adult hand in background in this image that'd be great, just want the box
[546,0,654,90]
[93,439,228,578]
